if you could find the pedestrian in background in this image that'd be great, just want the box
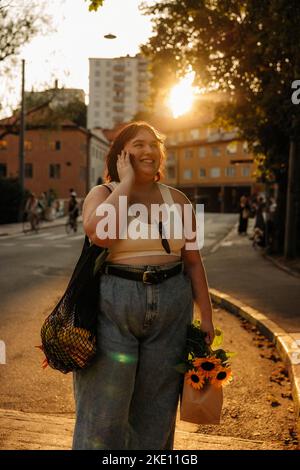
[238,195,251,235]
[72,121,215,450]
[24,193,39,231]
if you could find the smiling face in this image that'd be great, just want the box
[123,129,161,179]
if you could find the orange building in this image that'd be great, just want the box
[161,117,264,213]
[0,120,109,199]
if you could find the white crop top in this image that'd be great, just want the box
[104,182,185,262]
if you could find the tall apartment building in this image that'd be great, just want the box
[88,54,150,130]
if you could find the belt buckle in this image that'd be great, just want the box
[142,269,157,285]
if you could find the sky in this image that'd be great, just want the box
[0,0,156,116]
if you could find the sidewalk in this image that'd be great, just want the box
[0,216,82,237]
[204,223,300,434]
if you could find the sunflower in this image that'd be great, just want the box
[192,356,222,379]
[211,367,233,388]
[185,370,205,390]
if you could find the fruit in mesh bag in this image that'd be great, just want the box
[56,326,96,367]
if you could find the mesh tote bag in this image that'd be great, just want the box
[40,185,112,373]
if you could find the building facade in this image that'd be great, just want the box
[88,54,150,130]
[162,120,264,212]
[0,122,109,198]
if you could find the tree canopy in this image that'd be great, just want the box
[0,0,50,64]
[140,0,300,182]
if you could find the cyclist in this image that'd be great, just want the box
[68,191,79,232]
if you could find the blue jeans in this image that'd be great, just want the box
[72,261,194,450]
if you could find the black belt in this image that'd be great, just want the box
[102,263,183,285]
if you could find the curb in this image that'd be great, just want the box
[0,218,83,237]
[262,253,300,279]
[209,287,300,433]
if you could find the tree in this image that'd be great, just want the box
[0,0,50,64]
[140,0,300,255]
[84,0,105,12]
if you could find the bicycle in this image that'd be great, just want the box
[65,214,78,234]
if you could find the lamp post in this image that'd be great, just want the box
[19,59,25,190]
[18,59,25,222]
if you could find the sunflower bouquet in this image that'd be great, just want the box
[178,320,235,424]
[181,320,235,389]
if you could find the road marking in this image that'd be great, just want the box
[46,234,68,240]
[22,232,52,240]
[0,233,25,240]
[24,244,43,247]
[221,241,233,247]
[68,234,85,240]
[0,243,15,247]
[55,244,71,248]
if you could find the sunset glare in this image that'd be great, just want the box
[167,70,197,118]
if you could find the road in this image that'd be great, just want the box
[0,213,237,414]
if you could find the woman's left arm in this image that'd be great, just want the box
[178,192,215,344]
[182,246,215,344]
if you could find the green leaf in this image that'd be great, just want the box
[211,328,223,349]
[86,0,105,12]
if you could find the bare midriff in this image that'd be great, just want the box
[108,254,182,266]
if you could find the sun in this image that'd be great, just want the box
[167,70,197,118]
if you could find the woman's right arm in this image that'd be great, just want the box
[83,178,134,248]
[83,150,135,248]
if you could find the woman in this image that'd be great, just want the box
[238,195,250,235]
[73,122,215,450]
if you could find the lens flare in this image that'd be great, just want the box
[167,70,197,118]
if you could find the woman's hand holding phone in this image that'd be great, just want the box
[117,150,135,183]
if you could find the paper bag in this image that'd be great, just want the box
[180,378,223,425]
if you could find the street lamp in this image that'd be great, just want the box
[104,33,117,40]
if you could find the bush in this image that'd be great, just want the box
[0,178,27,224]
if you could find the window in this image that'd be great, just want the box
[190,128,200,140]
[0,140,7,150]
[24,140,32,151]
[95,81,100,87]
[94,111,100,117]
[211,146,221,156]
[167,166,176,179]
[49,164,60,179]
[184,149,193,159]
[225,167,236,177]
[167,151,176,161]
[199,168,206,177]
[95,100,100,107]
[25,163,33,178]
[0,163,7,177]
[95,71,100,77]
[198,147,206,158]
[183,169,192,179]
[241,166,251,177]
[243,141,249,154]
[226,141,238,155]
[49,141,61,151]
[210,167,221,178]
